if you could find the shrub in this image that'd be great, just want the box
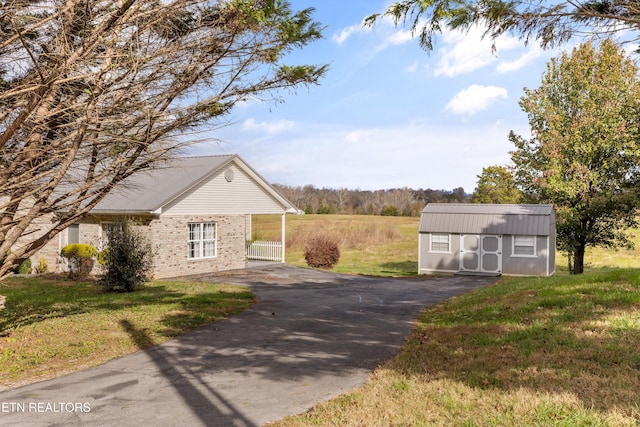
[0,250,32,275]
[99,218,154,292]
[60,243,97,278]
[34,257,48,274]
[304,237,340,269]
[381,205,398,216]
[14,258,32,274]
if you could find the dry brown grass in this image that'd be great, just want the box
[252,214,418,276]
[253,214,403,250]
[287,219,400,250]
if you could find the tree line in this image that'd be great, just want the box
[272,184,469,216]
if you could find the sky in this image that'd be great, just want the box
[191,0,568,193]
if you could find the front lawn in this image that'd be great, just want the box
[0,276,255,390]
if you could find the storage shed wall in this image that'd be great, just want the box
[419,233,555,276]
[418,233,460,274]
[501,235,551,276]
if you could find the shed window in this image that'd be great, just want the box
[430,233,450,253]
[188,223,217,259]
[513,236,536,257]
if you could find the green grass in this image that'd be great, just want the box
[0,276,255,389]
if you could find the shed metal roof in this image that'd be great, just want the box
[419,203,555,236]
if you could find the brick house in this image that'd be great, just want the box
[34,154,297,278]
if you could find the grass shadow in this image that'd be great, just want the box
[376,261,419,276]
[0,276,255,389]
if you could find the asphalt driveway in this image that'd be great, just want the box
[0,264,495,426]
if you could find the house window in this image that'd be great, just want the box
[188,223,217,259]
[67,224,80,245]
[430,233,450,253]
[513,236,536,257]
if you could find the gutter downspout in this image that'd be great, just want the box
[281,213,286,263]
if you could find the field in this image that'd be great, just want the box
[252,214,420,276]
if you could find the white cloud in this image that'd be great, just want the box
[332,23,364,45]
[406,60,429,73]
[242,118,295,134]
[252,122,514,191]
[434,28,496,77]
[434,26,527,77]
[334,15,413,54]
[345,129,375,143]
[445,85,508,115]
[496,44,544,73]
[385,27,414,46]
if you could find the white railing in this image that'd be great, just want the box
[245,241,283,262]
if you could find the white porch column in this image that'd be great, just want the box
[281,213,286,263]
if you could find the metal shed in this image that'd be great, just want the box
[418,203,556,276]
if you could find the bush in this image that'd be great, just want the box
[1,250,32,275]
[60,243,97,278]
[34,257,48,274]
[99,218,154,292]
[14,258,32,274]
[381,205,398,216]
[304,237,340,269]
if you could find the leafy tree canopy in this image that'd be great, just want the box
[471,165,522,204]
[509,39,640,273]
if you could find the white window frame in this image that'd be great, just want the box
[429,233,451,253]
[187,223,217,259]
[512,235,537,258]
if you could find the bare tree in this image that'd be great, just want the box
[0,0,327,278]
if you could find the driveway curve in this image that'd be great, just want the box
[0,264,495,426]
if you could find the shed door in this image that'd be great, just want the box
[480,235,502,274]
[459,234,502,274]
[459,235,480,272]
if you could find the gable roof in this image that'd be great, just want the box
[419,203,555,236]
[91,154,297,215]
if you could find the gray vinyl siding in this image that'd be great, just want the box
[502,235,549,276]
[418,233,460,273]
[163,164,289,215]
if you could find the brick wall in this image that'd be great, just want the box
[148,214,247,279]
[31,214,248,278]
